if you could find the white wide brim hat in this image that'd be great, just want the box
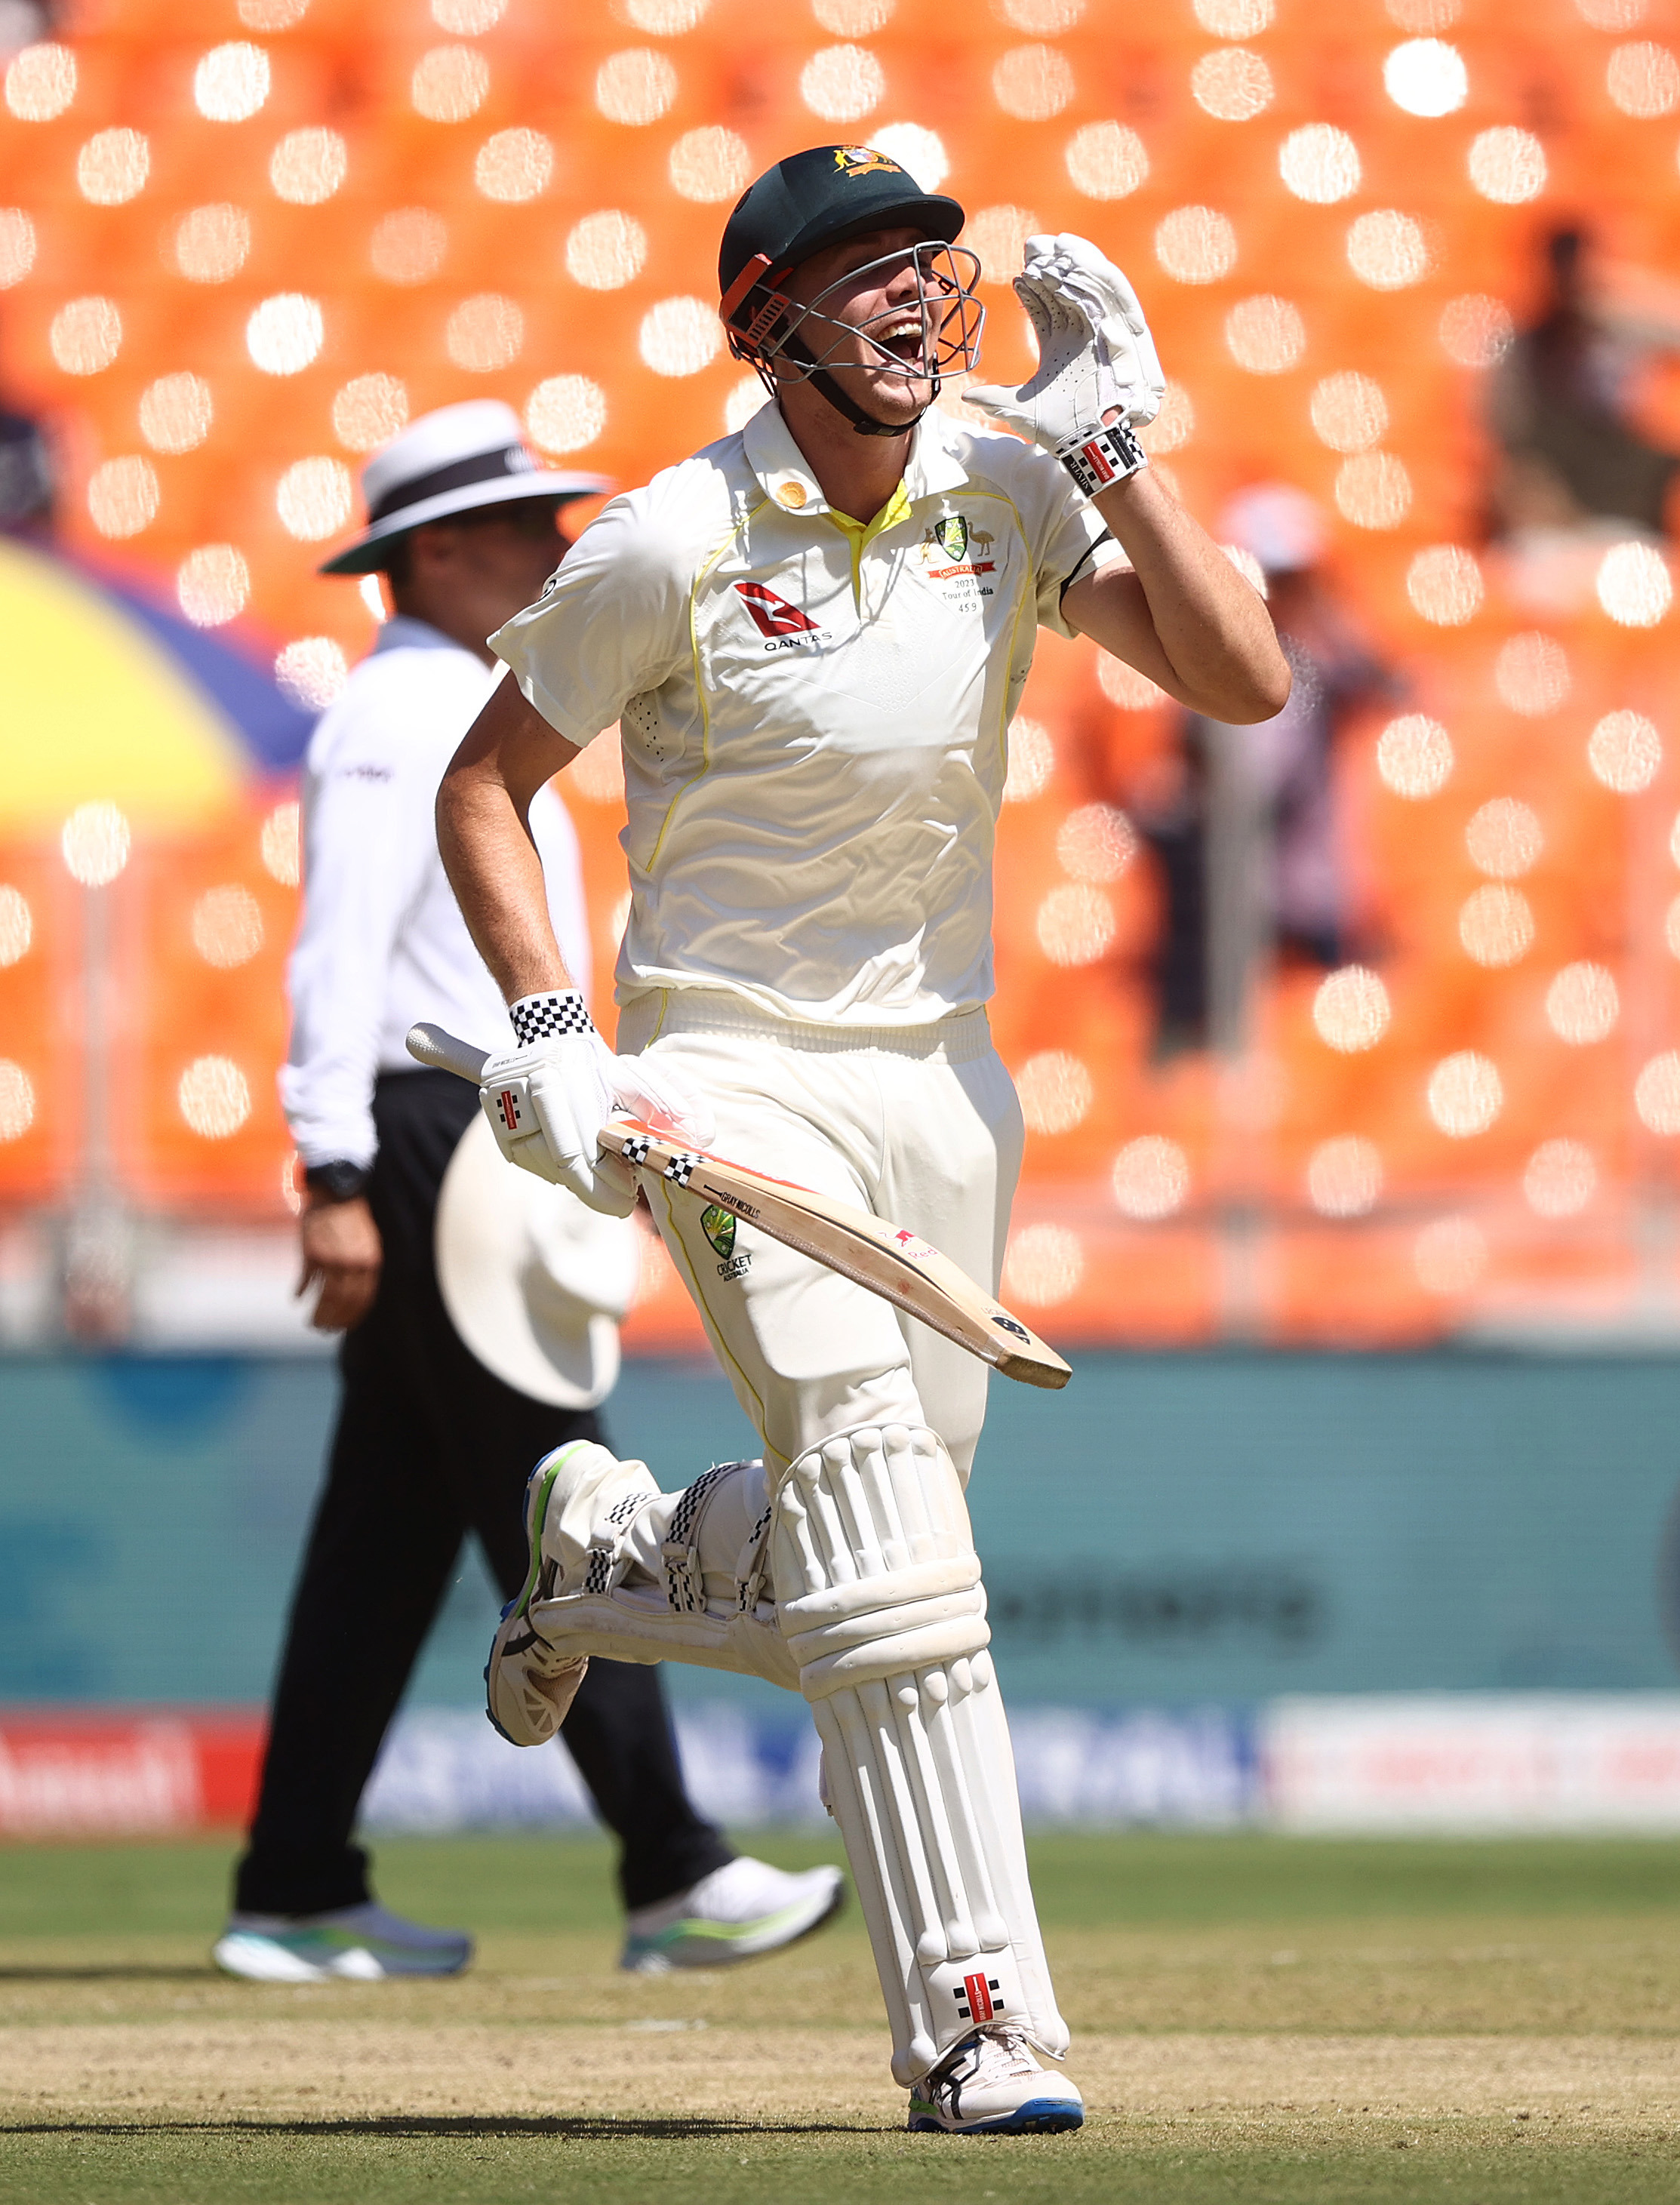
[435,1112,642,1410]
[1217,481,1327,577]
[320,398,610,574]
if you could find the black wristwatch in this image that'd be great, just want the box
[303,1160,371,1202]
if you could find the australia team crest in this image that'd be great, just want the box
[932,515,969,564]
[920,511,998,589]
[702,1203,752,1280]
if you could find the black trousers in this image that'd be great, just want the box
[235,1069,733,1917]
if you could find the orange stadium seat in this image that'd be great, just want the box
[4,0,1679,1344]
[115,807,299,1215]
[0,841,80,1207]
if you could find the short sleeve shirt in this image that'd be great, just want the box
[491,401,1118,1028]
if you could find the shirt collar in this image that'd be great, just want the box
[741,401,829,517]
[741,401,971,521]
[372,615,464,655]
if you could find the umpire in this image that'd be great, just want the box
[215,401,842,1982]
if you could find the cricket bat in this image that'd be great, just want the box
[407,1021,1072,1392]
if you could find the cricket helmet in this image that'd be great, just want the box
[718,146,983,437]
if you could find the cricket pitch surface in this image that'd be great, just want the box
[2,1832,1678,2203]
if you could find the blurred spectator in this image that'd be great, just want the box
[1131,487,1398,1056]
[1490,227,1680,543]
[0,3,54,57]
[0,397,52,540]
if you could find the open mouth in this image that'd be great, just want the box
[872,315,931,369]
[743,241,983,393]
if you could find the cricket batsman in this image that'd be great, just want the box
[436,146,1288,2132]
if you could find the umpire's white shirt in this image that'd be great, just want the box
[490,402,1118,1031]
[282,617,589,1170]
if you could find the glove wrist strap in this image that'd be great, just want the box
[1056,420,1148,499]
[509,989,594,1047]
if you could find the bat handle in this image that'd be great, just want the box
[406,1022,490,1084]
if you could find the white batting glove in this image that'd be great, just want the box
[478,992,715,1219]
[965,232,1166,498]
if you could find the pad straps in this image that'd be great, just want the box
[660,1460,768,1616]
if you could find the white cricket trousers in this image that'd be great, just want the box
[614,994,1067,2080]
[617,992,1023,1477]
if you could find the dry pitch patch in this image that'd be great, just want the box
[2,1835,1678,2202]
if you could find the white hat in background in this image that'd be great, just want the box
[1217,482,1327,576]
[434,1113,642,1410]
[319,398,610,574]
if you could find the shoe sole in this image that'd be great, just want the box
[484,1441,594,1747]
[620,1869,845,1973]
[907,2100,1085,2136]
[213,1933,470,1984]
[212,1933,329,1985]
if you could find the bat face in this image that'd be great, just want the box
[405,1019,1073,1394]
[601,1118,1071,1392]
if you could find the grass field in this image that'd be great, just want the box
[3,1829,1680,2202]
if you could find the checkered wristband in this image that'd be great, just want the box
[1056,420,1149,499]
[509,990,595,1047]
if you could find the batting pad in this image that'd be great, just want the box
[526,1446,799,1692]
[771,1423,1068,2085]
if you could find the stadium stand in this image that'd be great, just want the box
[2,0,1678,1346]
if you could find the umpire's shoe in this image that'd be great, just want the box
[621,1856,844,1973]
[213,1901,472,1982]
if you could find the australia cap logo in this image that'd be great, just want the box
[833,146,902,178]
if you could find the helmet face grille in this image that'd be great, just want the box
[727,240,986,395]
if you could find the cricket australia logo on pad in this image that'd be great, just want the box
[734,580,826,653]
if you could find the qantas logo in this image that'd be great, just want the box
[734,580,825,650]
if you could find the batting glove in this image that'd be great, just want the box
[478,992,715,1219]
[965,232,1165,499]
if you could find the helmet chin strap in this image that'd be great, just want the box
[780,329,936,440]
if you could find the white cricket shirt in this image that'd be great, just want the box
[282,618,590,1170]
[491,402,1117,1029]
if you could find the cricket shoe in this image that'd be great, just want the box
[906,2024,1085,2135]
[484,1438,605,1747]
[621,1855,845,1973]
[488,1441,798,1742]
[212,1902,472,1983]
